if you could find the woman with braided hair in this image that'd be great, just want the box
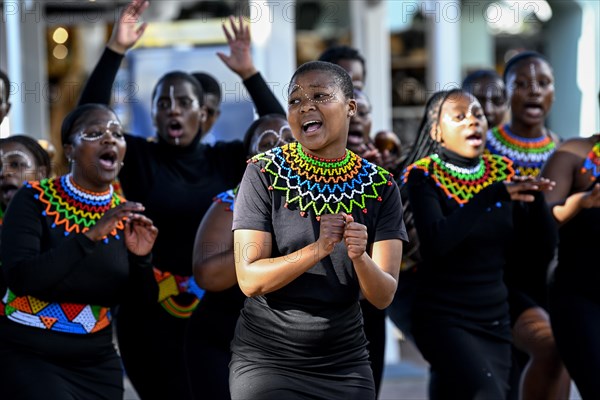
[402,89,557,399]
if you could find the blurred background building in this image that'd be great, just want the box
[1,0,599,158]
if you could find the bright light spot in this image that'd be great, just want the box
[52,27,69,44]
[53,44,68,59]
[535,1,553,22]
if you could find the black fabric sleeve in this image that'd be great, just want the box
[1,187,98,296]
[78,47,124,106]
[406,168,511,258]
[374,180,408,243]
[209,140,247,185]
[243,72,286,117]
[127,252,158,304]
[232,162,273,233]
[505,192,558,296]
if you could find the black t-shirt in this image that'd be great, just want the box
[231,144,406,367]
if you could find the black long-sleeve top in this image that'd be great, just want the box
[76,47,287,280]
[404,151,556,333]
[0,178,154,337]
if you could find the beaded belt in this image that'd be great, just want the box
[153,268,205,318]
[2,289,111,334]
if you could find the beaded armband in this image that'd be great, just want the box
[581,141,600,181]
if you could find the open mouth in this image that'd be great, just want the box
[0,183,19,203]
[168,120,183,138]
[98,149,119,170]
[466,132,483,147]
[302,120,322,134]
[524,103,543,118]
[347,130,364,146]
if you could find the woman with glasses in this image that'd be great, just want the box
[185,113,293,400]
[76,0,287,397]
[0,103,158,399]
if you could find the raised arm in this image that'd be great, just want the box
[217,15,286,116]
[78,0,149,105]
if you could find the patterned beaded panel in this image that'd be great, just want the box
[402,153,515,205]
[251,142,394,219]
[3,289,111,334]
[485,124,555,177]
[1,175,123,333]
[29,174,124,240]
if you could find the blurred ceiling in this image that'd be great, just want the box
[1,1,244,24]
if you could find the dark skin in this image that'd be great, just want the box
[466,75,508,129]
[542,134,600,225]
[506,58,556,140]
[0,142,48,208]
[504,58,569,400]
[336,58,365,91]
[234,68,402,309]
[192,116,290,291]
[63,108,158,254]
[0,78,10,124]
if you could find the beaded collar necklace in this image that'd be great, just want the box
[402,153,515,205]
[28,175,123,240]
[486,124,556,176]
[251,142,393,218]
[581,140,600,181]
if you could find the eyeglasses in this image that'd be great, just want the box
[155,97,199,111]
[252,125,294,154]
[78,121,125,142]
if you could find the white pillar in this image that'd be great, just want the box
[350,0,392,135]
[249,0,296,111]
[4,0,48,139]
[575,1,600,135]
[425,0,461,91]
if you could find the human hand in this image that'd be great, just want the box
[342,214,368,260]
[580,183,600,209]
[504,176,555,202]
[124,214,158,256]
[316,213,346,254]
[85,202,145,242]
[216,15,257,80]
[107,0,149,55]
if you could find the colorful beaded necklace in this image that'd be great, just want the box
[402,153,515,205]
[2,174,122,334]
[581,140,600,181]
[252,142,393,219]
[485,124,555,176]
[29,174,123,241]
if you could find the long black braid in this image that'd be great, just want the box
[397,89,468,269]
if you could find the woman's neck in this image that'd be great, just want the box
[301,144,347,161]
[438,147,481,168]
[69,172,111,194]
[508,120,546,139]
